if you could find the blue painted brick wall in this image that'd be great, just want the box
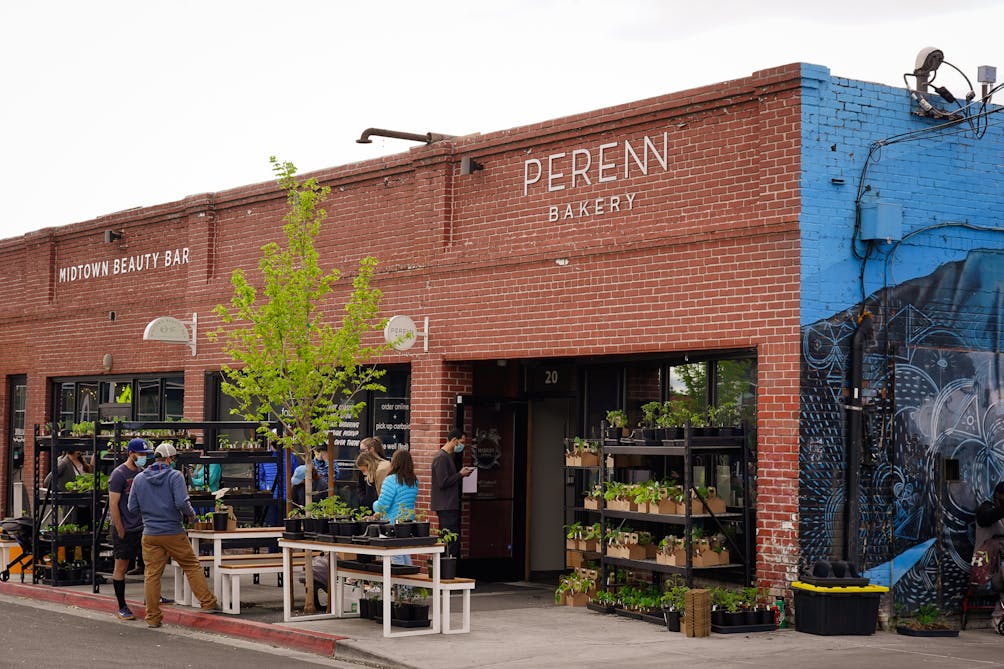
[800,63,1004,326]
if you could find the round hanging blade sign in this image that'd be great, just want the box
[384,315,418,351]
[143,316,190,343]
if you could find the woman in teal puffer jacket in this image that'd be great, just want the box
[374,449,419,565]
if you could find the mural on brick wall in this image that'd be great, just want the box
[800,249,1004,610]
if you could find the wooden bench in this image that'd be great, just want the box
[170,554,302,612]
[336,567,476,634]
[217,558,305,614]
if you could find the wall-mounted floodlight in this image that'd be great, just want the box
[104,230,124,243]
[356,128,455,145]
[460,156,484,175]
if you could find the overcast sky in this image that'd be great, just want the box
[2,0,1002,240]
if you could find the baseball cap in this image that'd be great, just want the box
[127,438,153,454]
[154,442,178,459]
[291,464,307,486]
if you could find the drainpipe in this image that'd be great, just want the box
[846,312,873,562]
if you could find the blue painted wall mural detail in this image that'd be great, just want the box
[800,250,1004,610]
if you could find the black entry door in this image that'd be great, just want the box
[458,398,528,581]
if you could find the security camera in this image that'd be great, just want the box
[914,47,944,76]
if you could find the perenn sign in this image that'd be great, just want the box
[384,315,418,351]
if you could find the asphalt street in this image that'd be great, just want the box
[0,595,357,668]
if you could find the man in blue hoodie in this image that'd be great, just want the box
[128,442,218,628]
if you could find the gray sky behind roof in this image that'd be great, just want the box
[2,0,1001,240]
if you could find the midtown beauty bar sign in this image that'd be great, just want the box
[58,247,191,283]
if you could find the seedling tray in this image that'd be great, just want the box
[367,535,438,548]
[712,623,776,634]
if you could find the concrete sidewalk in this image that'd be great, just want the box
[1,569,1002,669]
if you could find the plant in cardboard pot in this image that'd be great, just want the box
[436,528,459,578]
[604,409,628,441]
[895,603,959,637]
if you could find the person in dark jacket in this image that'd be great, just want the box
[976,481,1004,633]
[430,429,474,558]
[128,442,218,627]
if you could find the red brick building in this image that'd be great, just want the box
[0,64,802,590]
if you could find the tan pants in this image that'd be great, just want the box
[141,533,217,625]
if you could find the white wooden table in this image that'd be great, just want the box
[185,527,284,605]
[278,538,444,638]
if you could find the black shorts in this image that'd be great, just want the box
[111,529,143,561]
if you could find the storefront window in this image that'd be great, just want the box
[136,379,161,421]
[52,375,184,424]
[582,354,755,434]
[164,377,184,419]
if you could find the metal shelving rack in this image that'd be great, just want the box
[598,426,753,587]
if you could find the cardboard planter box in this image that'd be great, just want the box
[693,488,727,515]
[606,499,637,512]
[653,499,685,515]
[607,544,647,560]
[566,550,584,568]
[656,548,729,567]
[684,589,712,637]
[584,497,600,510]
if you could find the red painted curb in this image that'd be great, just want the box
[0,580,345,656]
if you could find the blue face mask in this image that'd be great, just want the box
[135,456,147,467]
[454,441,465,454]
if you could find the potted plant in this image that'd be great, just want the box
[406,587,431,622]
[587,589,617,614]
[212,496,231,531]
[413,509,431,537]
[895,603,959,637]
[437,528,459,578]
[604,410,628,442]
[707,401,741,436]
[393,508,416,539]
[661,584,688,632]
[658,399,689,441]
[284,506,304,534]
[639,401,664,443]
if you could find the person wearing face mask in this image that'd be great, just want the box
[108,438,154,621]
[430,428,474,558]
[128,442,219,627]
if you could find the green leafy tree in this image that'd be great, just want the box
[212,157,393,611]
[213,157,392,496]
